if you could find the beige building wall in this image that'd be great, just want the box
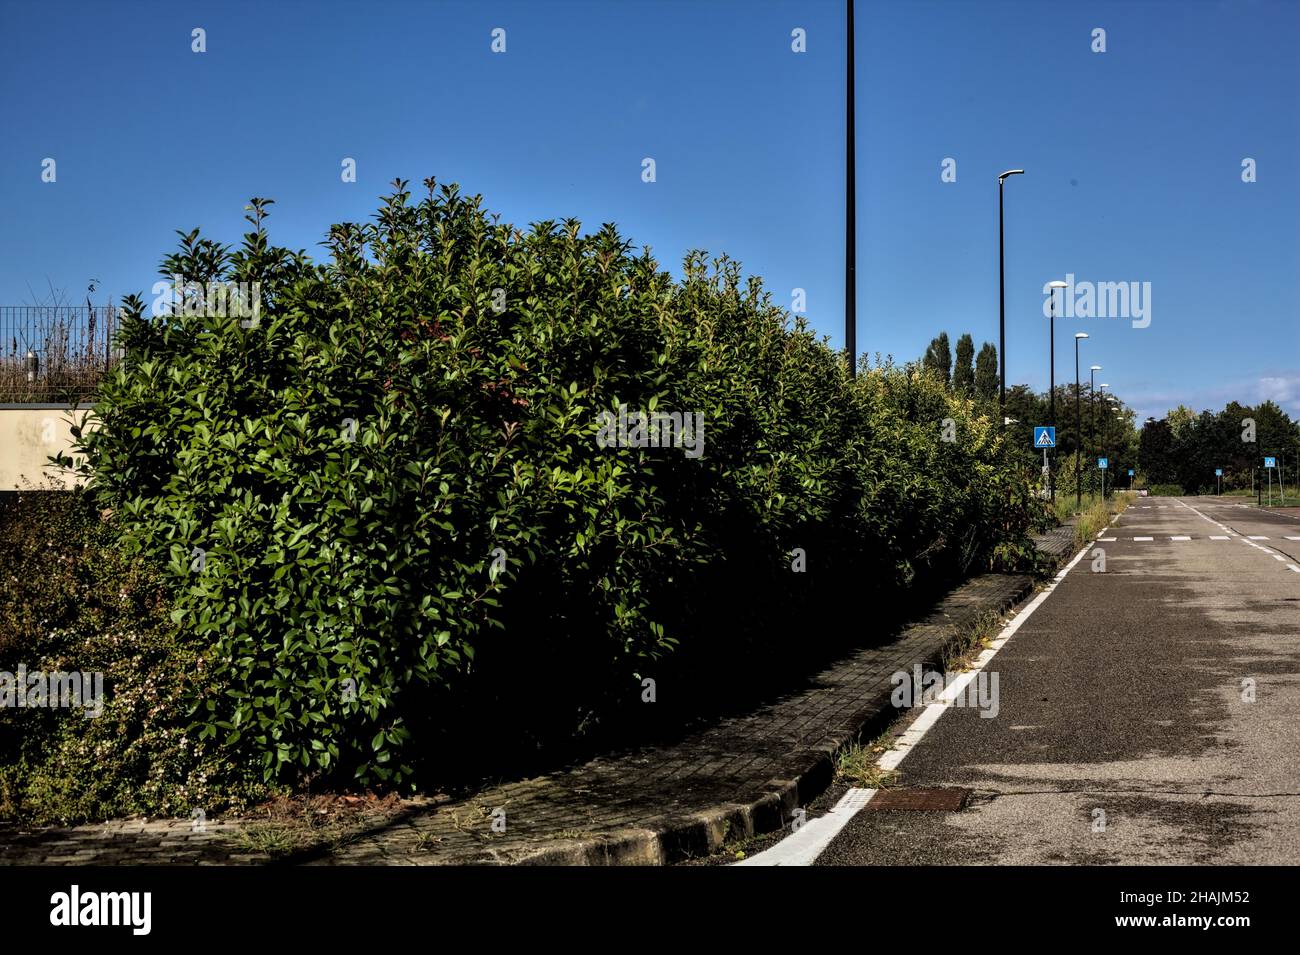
[0,405,97,490]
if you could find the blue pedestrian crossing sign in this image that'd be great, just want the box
[1215,468,1223,476]
[1098,457,1109,470]
[1033,426,1056,448]
[1264,457,1277,468]
[1128,469,1135,477]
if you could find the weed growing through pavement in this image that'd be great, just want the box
[835,726,903,790]
[226,793,402,859]
[1068,491,1135,546]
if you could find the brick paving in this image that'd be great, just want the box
[1,541,1068,865]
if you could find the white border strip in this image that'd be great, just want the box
[732,787,877,866]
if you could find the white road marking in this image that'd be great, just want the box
[1170,536,1191,541]
[734,538,1099,867]
[1178,498,1300,581]
[1210,536,1230,540]
[1098,537,1116,542]
[732,787,877,866]
[1288,565,1300,574]
[1134,536,1153,542]
[1287,536,1300,541]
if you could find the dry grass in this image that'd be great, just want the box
[227,792,404,858]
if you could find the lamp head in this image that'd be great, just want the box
[1075,332,1089,339]
[998,169,1026,181]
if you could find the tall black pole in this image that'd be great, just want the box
[1102,401,1109,499]
[1075,339,1082,510]
[998,180,1005,410]
[845,0,856,377]
[1090,369,1097,495]
[1049,293,1056,503]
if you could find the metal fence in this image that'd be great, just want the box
[0,305,121,402]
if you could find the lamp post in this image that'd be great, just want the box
[1115,410,1127,493]
[1074,333,1089,509]
[1099,384,1109,497]
[1090,364,1102,494]
[845,0,856,376]
[1046,281,1067,503]
[997,169,1025,412]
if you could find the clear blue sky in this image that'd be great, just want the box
[2,0,1296,422]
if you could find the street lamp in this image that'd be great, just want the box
[1046,280,1068,502]
[1089,364,1102,493]
[1074,332,1089,509]
[1099,384,1109,497]
[998,168,1025,412]
[845,0,856,376]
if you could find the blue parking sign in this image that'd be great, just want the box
[1033,426,1056,448]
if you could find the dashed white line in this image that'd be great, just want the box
[1170,536,1191,541]
[1248,536,1270,541]
[1134,536,1153,542]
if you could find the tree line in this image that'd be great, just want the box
[916,329,1300,495]
[1138,400,1299,493]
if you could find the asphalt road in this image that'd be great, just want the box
[814,497,1300,865]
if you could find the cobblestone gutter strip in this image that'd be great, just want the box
[0,532,1073,867]
[0,818,267,866]
[1032,524,1077,562]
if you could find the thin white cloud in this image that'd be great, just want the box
[1123,371,1300,423]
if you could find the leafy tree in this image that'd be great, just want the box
[1136,399,1299,493]
[922,332,952,387]
[974,342,998,401]
[953,333,975,395]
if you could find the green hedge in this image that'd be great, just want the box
[64,179,1046,787]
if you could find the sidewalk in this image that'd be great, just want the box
[0,526,1075,866]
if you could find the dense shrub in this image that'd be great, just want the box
[1146,484,1186,497]
[0,488,270,822]
[65,179,1045,787]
